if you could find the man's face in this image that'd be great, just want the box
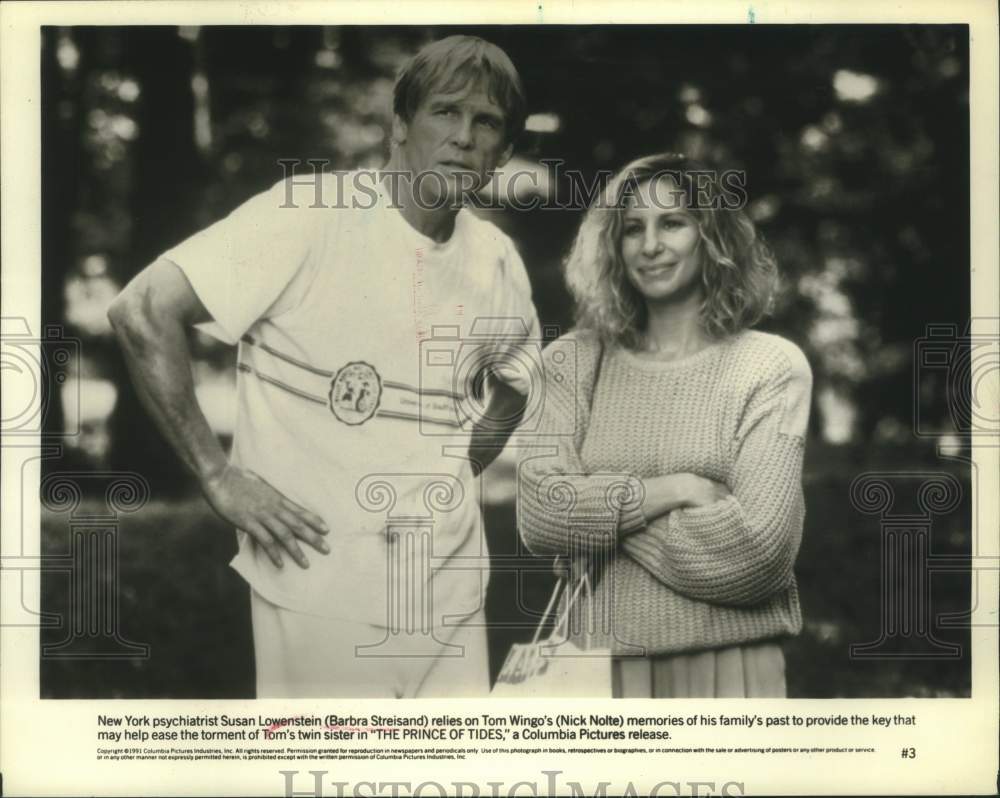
[393,78,514,208]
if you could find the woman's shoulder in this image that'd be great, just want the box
[722,330,813,440]
[727,330,812,385]
[725,331,813,437]
[539,326,604,387]
[547,325,601,344]
[541,326,603,358]
[721,330,812,401]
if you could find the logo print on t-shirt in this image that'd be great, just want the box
[329,361,382,425]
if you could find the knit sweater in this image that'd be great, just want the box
[517,328,812,656]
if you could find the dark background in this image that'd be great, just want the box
[38,24,973,698]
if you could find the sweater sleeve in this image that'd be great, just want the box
[621,342,812,606]
[517,333,646,556]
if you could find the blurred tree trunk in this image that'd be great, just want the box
[40,27,81,440]
[108,27,202,495]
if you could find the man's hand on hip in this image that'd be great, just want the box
[202,465,329,569]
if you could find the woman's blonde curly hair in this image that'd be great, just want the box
[564,152,779,347]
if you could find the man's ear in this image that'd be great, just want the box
[391,115,408,147]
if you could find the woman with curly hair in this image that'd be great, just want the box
[518,152,813,697]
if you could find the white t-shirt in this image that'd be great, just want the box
[161,172,541,627]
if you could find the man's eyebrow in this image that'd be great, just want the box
[429,93,503,113]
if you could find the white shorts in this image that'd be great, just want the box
[250,590,490,698]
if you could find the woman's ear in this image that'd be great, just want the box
[391,115,408,147]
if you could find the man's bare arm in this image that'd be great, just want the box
[467,374,527,477]
[107,259,328,569]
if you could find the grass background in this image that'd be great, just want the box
[39,442,971,699]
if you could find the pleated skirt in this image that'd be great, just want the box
[611,641,787,698]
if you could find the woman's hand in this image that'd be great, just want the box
[680,473,732,507]
[638,473,732,523]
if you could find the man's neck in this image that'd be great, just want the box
[381,156,460,243]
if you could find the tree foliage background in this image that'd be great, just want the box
[39,25,972,698]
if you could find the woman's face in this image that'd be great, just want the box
[619,176,703,305]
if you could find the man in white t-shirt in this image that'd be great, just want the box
[108,36,541,698]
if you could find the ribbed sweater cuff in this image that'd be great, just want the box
[618,502,647,536]
[674,494,743,531]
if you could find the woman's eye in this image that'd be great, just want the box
[623,225,643,236]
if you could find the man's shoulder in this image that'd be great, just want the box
[458,209,519,257]
[457,211,535,301]
[266,169,382,213]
